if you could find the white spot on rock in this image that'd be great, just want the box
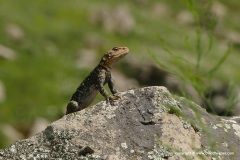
[121,142,128,149]
[232,124,240,138]
[9,145,16,153]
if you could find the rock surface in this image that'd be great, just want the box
[0,86,239,160]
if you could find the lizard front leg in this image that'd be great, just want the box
[108,74,121,100]
[108,73,118,94]
[98,70,117,104]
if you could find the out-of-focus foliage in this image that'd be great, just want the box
[0,0,240,148]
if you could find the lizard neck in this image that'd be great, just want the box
[100,64,111,72]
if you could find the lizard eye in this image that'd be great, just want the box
[112,47,119,51]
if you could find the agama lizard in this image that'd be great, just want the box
[66,46,129,114]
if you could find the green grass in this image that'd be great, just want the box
[0,0,240,148]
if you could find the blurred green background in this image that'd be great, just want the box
[0,0,240,148]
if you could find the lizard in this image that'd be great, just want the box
[66,46,129,115]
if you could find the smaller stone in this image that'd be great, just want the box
[0,44,17,60]
[5,23,25,42]
[176,10,194,25]
[211,1,227,18]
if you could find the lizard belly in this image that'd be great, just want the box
[78,87,99,109]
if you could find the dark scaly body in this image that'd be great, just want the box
[66,47,129,114]
[67,65,113,113]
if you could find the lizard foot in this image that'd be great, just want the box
[111,94,121,100]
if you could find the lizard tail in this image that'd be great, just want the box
[66,100,79,115]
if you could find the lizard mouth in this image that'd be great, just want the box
[113,47,129,59]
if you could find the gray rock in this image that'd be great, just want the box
[0,86,239,160]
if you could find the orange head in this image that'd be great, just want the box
[100,47,129,67]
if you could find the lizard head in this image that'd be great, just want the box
[100,47,129,67]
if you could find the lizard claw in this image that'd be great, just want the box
[110,95,121,100]
[106,95,121,106]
